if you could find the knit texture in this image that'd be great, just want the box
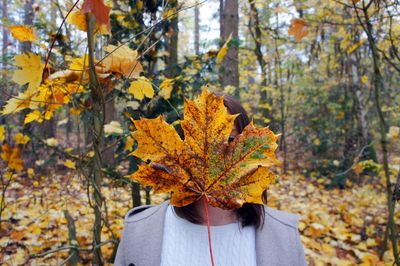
[160,205,257,266]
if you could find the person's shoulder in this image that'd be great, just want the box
[123,201,169,223]
[264,206,300,229]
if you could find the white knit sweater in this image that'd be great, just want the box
[160,205,257,266]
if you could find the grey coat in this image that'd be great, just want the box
[114,200,307,266]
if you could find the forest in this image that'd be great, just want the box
[0,0,399,265]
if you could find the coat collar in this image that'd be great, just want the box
[129,200,269,266]
[127,200,299,266]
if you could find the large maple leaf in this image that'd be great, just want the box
[128,89,279,209]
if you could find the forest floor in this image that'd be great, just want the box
[0,168,398,265]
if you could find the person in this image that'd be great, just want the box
[114,93,307,266]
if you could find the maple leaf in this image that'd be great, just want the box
[288,18,308,42]
[81,0,111,27]
[127,89,279,209]
[103,44,143,78]
[159,78,175,100]
[67,10,110,35]
[12,53,43,92]
[128,77,154,100]
[9,25,37,42]
[1,144,24,172]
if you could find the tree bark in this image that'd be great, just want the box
[165,0,179,78]
[86,13,105,266]
[219,0,239,97]
[22,0,34,52]
[1,0,8,127]
[248,0,272,126]
[354,3,399,264]
[194,0,200,55]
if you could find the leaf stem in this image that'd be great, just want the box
[203,195,215,266]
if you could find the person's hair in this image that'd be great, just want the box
[173,92,268,229]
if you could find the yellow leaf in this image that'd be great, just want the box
[163,8,177,20]
[127,88,279,209]
[347,39,366,54]
[63,160,76,169]
[387,126,399,140]
[288,18,308,42]
[24,110,42,124]
[1,144,24,172]
[217,33,232,64]
[14,133,30,145]
[1,90,38,115]
[12,53,43,92]
[70,107,82,116]
[361,75,369,85]
[0,125,5,142]
[66,11,87,31]
[124,135,135,151]
[66,10,110,35]
[128,77,154,100]
[27,168,35,177]
[159,78,175,100]
[103,44,143,78]
[9,25,37,42]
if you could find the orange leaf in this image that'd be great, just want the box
[127,89,279,209]
[1,144,24,172]
[288,18,308,42]
[9,25,37,42]
[81,0,111,27]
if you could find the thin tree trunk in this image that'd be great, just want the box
[354,3,399,264]
[248,0,271,126]
[165,0,179,78]
[219,0,239,97]
[194,1,200,55]
[2,0,8,90]
[86,13,105,266]
[22,0,34,52]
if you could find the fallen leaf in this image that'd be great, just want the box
[63,160,76,170]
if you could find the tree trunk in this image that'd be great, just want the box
[349,52,376,162]
[165,0,179,78]
[2,0,8,89]
[22,0,34,52]
[219,0,239,97]
[248,0,271,126]
[355,4,399,264]
[86,13,105,266]
[1,0,7,132]
[194,1,200,55]
[103,96,116,165]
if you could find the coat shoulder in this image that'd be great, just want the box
[264,206,300,229]
[124,202,165,223]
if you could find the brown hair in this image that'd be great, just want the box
[173,92,268,229]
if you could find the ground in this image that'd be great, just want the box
[0,169,397,265]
